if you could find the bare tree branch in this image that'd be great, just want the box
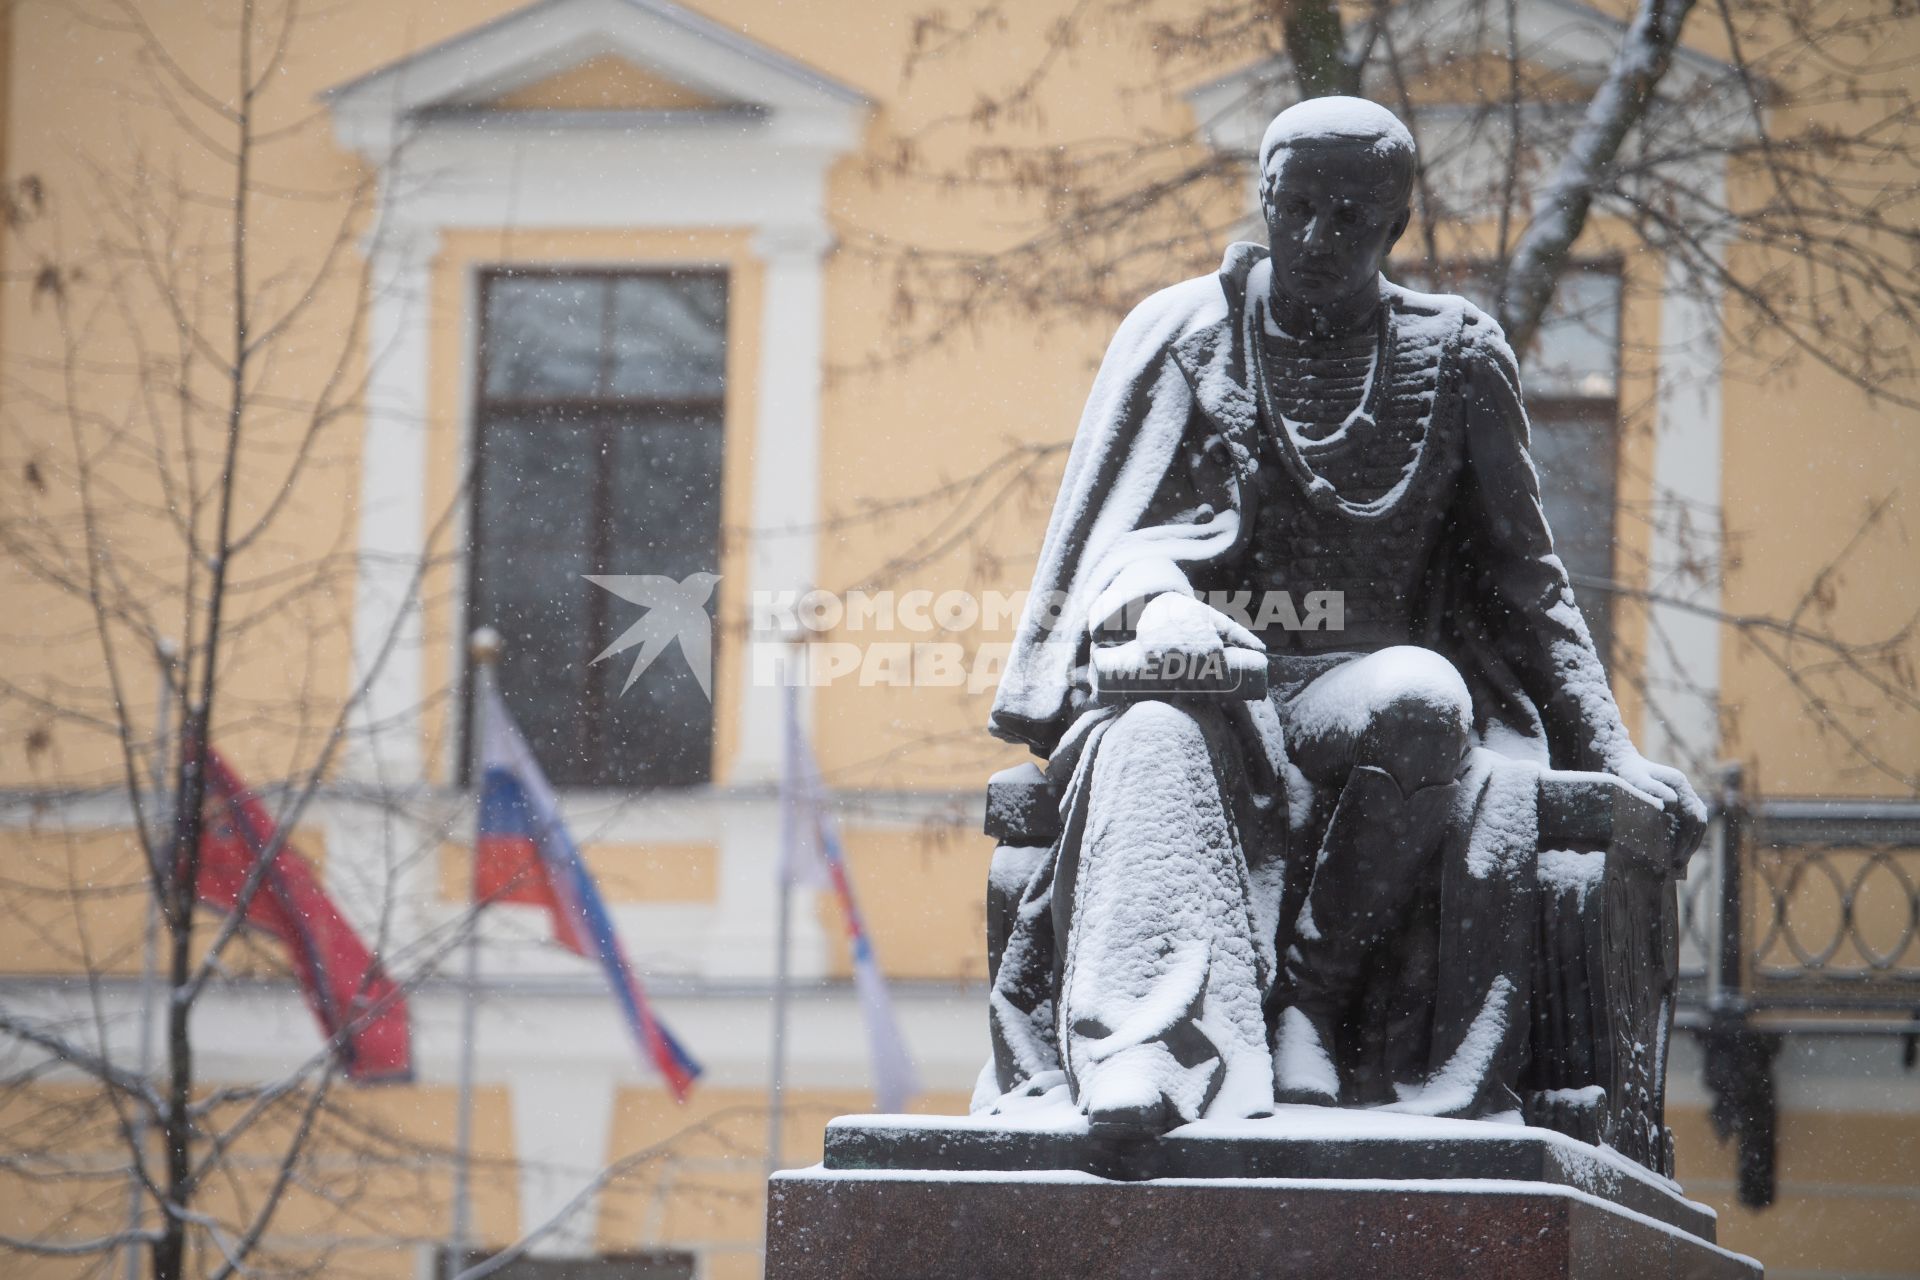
[1495,0,1700,351]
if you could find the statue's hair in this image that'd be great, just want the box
[1259,96,1416,201]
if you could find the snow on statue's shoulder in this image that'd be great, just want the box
[1106,269,1231,365]
[1380,278,1521,371]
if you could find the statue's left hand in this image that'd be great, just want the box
[1611,752,1709,870]
[1089,592,1269,702]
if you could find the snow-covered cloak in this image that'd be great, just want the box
[979,242,1641,1120]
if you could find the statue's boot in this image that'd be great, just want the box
[1082,1044,1172,1138]
[1273,765,1456,1105]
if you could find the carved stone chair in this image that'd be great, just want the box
[983,763,1692,1175]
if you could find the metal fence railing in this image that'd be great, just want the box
[1676,766,1920,1024]
[1670,765,1920,1206]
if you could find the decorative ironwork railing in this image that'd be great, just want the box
[1670,767,1920,1207]
[1676,768,1920,1021]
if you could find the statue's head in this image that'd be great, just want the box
[1258,97,1415,316]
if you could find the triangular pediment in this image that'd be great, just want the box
[1180,0,1751,200]
[327,0,865,151]
[1187,0,1739,145]
[454,53,726,112]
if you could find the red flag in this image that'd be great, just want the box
[190,745,412,1083]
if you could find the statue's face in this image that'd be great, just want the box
[1261,141,1411,311]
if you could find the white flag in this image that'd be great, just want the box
[779,683,920,1112]
[779,682,834,891]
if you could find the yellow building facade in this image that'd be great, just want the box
[1,1,1916,1277]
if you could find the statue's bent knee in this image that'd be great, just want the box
[1354,648,1473,792]
[1101,698,1219,769]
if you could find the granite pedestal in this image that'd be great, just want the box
[764,1109,1761,1279]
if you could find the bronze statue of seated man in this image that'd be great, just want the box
[978,97,1706,1137]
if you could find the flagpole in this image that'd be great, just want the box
[126,637,176,1280]
[766,665,798,1181]
[766,841,793,1177]
[450,627,499,1280]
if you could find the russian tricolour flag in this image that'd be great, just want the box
[475,684,701,1101]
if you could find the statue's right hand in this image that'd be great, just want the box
[1608,751,1710,871]
[1090,593,1268,702]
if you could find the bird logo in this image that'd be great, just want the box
[584,572,721,701]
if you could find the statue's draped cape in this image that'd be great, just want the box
[978,243,1637,1118]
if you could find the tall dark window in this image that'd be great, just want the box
[1512,267,1622,667]
[1398,264,1623,665]
[468,269,727,788]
